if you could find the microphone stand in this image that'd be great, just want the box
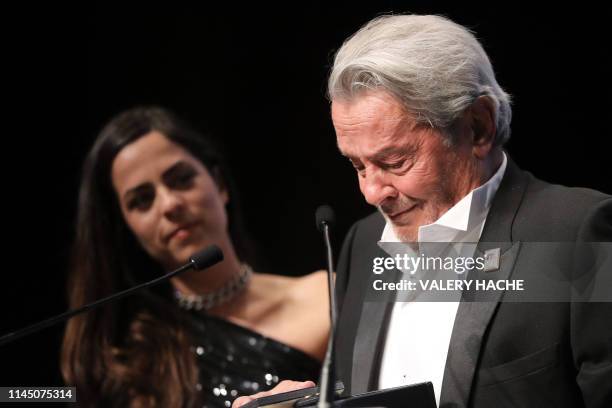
[0,245,223,347]
[317,220,337,408]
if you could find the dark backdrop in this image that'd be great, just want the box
[1,2,609,386]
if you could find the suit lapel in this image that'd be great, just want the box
[351,282,397,393]
[336,212,397,395]
[439,158,528,408]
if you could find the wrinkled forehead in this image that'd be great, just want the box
[331,92,420,158]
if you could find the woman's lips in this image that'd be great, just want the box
[166,222,199,242]
[173,228,192,240]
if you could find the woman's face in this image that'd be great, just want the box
[111,131,229,270]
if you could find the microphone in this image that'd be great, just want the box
[315,205,336,322]
[190,245,224,270]
[0,245,224,347]
[316,205,335,232]
[315,205,337,408]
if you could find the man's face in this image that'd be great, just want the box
[332,91,478,241]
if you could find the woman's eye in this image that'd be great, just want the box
[171,171,196,189]
[127,192,153,211]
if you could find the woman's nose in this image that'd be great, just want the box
[159,188,186,219]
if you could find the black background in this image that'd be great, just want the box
[1,2,610,386]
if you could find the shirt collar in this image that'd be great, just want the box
[381,152,507,243]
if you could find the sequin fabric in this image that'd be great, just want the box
[188,312,321,408]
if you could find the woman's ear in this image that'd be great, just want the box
[469,95,497,159]
[211,166,230,205]
[219,187,229,206]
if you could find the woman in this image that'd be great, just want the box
[61,107,329,407]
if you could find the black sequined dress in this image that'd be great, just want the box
[187,311,321,408]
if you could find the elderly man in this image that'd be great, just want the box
[236,14,611,408]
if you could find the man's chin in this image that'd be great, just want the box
[379,209,419,242]
[392,224,418,242]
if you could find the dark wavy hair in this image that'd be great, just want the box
[61,106,250,407]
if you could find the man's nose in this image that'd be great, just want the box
[359,168,397,206]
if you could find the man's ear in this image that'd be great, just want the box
[469,95,497,159]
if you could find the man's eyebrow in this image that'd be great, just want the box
[338,145,419,163]
[370,145,418,162]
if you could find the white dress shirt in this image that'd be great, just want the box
[378,153,507,406]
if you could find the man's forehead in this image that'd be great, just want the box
[337,133,420,161]
[331,91,407,125]
[332,94,422,159]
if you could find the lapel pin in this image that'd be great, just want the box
[483,248,501,272]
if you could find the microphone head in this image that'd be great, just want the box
[315,205,336,231]
[189,245,224,270]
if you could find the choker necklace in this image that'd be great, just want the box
[174,263,253,311]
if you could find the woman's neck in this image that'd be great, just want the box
[169,239,243,296]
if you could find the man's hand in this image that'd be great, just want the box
[232,380,316,408]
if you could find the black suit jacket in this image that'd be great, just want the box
[334,159,612,407]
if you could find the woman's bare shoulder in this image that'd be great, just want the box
[287,270,330,303]
[250,270,327,299]
[252,270,328,288]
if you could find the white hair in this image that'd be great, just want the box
[328,14,512,145]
